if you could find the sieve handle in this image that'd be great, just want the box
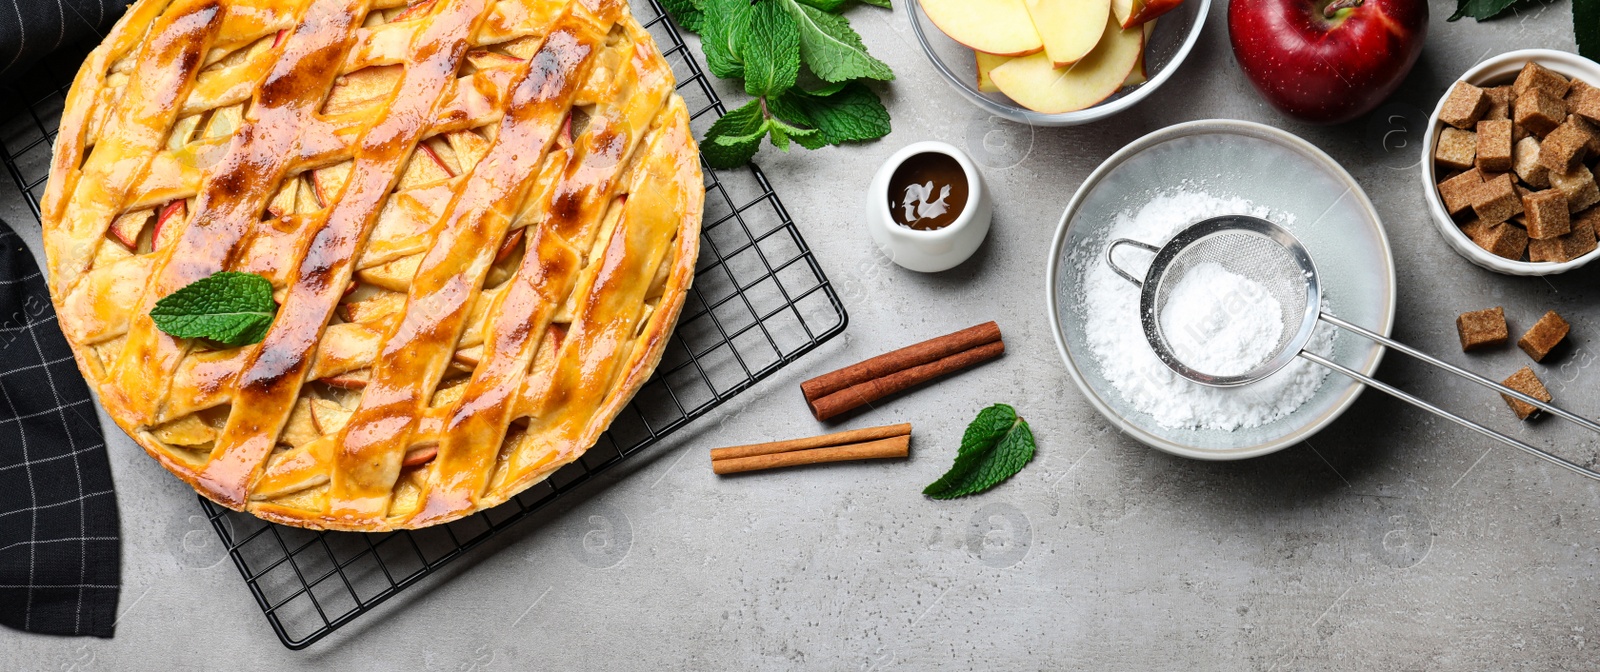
[1303,314,1600,482]
[1105,238,1160,287]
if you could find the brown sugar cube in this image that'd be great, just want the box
[1439,168,1485,216]
[1485,85,1515,121]
[1456,307,1509,351]
[1537,116,1593,172]
[1515,88,1567,137]
[1522,189,1571,239]
[1435,127,1478,170]
[1550,164,1600,212]
[1460,217,1493,244]
[1528,212,1598,261]
[1475,221,1529,260]
[1475,120,1514,172]
[1513,61,1570,99]
[1501,366,1553,420]
[1571,114,1600,156]
[1513,136,1551,188]
[1471,172,1524,224]
[1439,80,1491,129]
[1570,82,1600,123]
[1518,310,1571,362]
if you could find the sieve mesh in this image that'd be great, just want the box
[1149,230,1309,373]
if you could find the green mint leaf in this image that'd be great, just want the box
[701,98,767,169]
[783,82,891,145]
[765,95,829,150]
[781,0,894,83]
[149,271,278,348]
[700,0,748,79]
[923,404,1036,499]
[858,0,891,8]
[796,0,852,11]
[766,115,817,151]
[1578,0,1600,60]
[1447,0,1517,20]
[661,0,706,32]
[741,0,802,96]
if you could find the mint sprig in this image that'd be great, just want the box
[664,0,894,169]
[149,271,278,348]
[923,404,1036,499]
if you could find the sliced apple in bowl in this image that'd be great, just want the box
[922,0,1044,57]
[1024,0,1111,67]
[988,14,1142,114]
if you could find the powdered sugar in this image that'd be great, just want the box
[1159,262,1284,377]
[1081,191,1334,431]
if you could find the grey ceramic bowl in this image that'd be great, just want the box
[904,0,1209,126]
[1045,120,1397,459]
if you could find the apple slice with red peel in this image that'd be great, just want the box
[976,52,1009,93]
[421,137,459,176]
[1122,20,1155,86]
[990,14,1142,114]
[445,130,491,172]
[107,209,153,250]
[322,65,402,116]
[921,0,1044,57]
[396,142,454,190]
[1113,0,1138,27]
[320,369,370,389]
[1025,0,1112,67]
[495,227,525,265]
[465,50,524,72]
[272,29,287,48]
[153,200,186,250]
[266,179,297,218]
[1125,0,1180,26]
[401,445,438,468]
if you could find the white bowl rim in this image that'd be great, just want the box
[1420,48,1600,276]
[1044,119,1398,461]
[904,0,1212,126]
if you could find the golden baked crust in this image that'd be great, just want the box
[41,0,702,530]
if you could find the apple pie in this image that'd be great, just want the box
[40,0,703,530]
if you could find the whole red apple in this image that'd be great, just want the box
[1228,0,1427,124]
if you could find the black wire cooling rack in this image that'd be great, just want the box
[0,0,846,649]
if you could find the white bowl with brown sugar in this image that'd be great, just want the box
[1422,48,1600,276]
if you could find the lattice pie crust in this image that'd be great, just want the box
[41,0,703,530]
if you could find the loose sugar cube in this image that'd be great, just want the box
[1472,172,1524,224]
[1439,168,1484,216]
[1514,136,1551,187]
[1435,127,1477,170]
[1518,310,1570,362]
[1522,189,1571,239]
[1457,307,1509,351]
[1513,61,1570,99]
[1485,85,1515,121]
[1515,88,1567,137]
[1440,81,1491,129]
[1476,120,1514,172]
[1476,221,1528,260]
[1501,366,1553,420]
[1550,164,1600,212]
[1538,116,1592,172]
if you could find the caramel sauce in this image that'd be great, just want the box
[887,151,968,231]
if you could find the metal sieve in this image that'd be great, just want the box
[1108,215,1600,481]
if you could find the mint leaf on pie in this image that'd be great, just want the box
[782,0,894,83]
[923,404,1036,499]
[149,271,278,348]
[740,0,801,97]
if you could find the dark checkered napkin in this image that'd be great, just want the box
[0,0,126,82]
[0,221,120,638]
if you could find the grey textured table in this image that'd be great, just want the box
[3,2,1597,669]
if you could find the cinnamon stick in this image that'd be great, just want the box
[711,435,911,475]
[804,334,1004,421]
[710,423,912,461]
[801,322,1002,400]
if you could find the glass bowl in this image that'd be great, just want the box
[904,0,1210,126]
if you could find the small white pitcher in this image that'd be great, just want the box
[864,141,993,273]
